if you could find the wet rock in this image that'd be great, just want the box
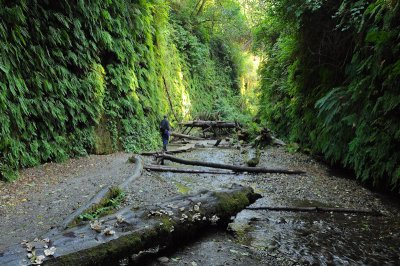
[157,256,169,263]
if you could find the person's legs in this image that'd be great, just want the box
[162,135,168,151]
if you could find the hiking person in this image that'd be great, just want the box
[159,115,170,151]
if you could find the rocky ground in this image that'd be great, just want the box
[1,140,399,265]
[0,152,136,250]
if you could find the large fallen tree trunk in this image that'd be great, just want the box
[156,154,306,175]
[145,165,235,175]
[170,132,204,140]
[246,206,383,216]
[0,185,260,266]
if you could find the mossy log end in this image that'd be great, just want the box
[246,148,261,167]
[0,184,261,266]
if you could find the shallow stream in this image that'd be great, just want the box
[140,143,400,265]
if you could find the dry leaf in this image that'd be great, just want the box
[44,246,56,256]
[90,220,102,233]
[116,215,125,223]
[103,228,115,236]
[210,215,220,225]
[26,243,34,252]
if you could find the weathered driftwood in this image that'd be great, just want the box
[271,136,286,146]
[170,132,204,140]
[254,128,286,147]
[246,148,261,167]
[246,206,383,216]
[156,154,306,175]
[145,165,235,175]
[61,156,143,229]
[0,185,260,266]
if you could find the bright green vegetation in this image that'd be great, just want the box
[214,189,251,219]
[2,0,398,193]
[175,182,190,194]
[70,186,125,227]
[0,0,257,181]
[252,0,400,191]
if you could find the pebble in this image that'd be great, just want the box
[157,256,169,263]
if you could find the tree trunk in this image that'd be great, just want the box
[155,154,306,175]
[170,132,204,140]
[214,139,222,147]
[140,145,195,156]
[0,185,260,266]
[145,165,235,175]
[180,121,239,129]
[162,76,179,123]
[246,206,383,216]
[196,0,207,16]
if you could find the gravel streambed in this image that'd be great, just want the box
[1,142,399,265]
[143,144,400,265]
[0,152,134,250]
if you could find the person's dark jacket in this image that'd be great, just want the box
[160,118,170,134]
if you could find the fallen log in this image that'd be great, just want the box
[0,185,260,266]
[180,121,239,129]
[140,144,195,156]
[246,206,383,216]
[203,126,213,133]
[271,136,286,146]
[254,128,286,147]
[145,165,235,175]
[156,154,306,175]
[170,132,204,140]
[169,141,190,145]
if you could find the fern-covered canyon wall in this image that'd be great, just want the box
[0,0,255,181]
[254,0,400,191]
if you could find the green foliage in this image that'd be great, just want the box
[169,0,254,123]
[0,0,252,180]
[256,0,400,191]
[73,187,126,225]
